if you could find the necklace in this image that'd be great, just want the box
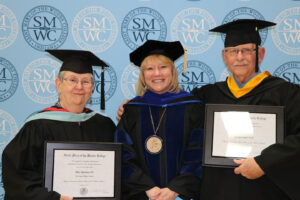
[145,106,166,154]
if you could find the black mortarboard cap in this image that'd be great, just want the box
[45,49,108,74]
[130,40,185,67]
[210,19,275,72]
[209,19,276,47]
[46,49,108,110]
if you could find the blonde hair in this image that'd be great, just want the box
[135,54,181,97]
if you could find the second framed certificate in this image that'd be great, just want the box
[203,104,284,168]
[43,142,122,200]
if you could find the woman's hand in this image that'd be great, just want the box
[116,99,129,121]
[146,186,161,200]
[156,188,179,200]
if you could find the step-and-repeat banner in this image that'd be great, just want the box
[0,0,299,198]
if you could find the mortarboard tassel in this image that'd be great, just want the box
[255,26,259,72]
[100,67,105,110]
[183,47,187,74]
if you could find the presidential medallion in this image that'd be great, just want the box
[145,135,163,154]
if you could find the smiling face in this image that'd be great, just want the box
[141,55,174,94]
[222,43,265,83]
[55,71,93,113]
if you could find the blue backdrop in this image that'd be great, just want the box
[0,0,299,198]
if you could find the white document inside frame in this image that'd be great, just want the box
[212,111,276,158]
[53,150,115,197]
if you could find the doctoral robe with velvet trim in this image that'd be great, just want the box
[114,90,204,200]
[2,106,116,200]
[192,75,300,200]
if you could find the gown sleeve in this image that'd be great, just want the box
[114,106,156,200]
[2,121,61,200]
[255,83,300,200]
[167,101,204,200]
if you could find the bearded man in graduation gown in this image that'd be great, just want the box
[191,19,300,200]
[114,40,204,200]
[2,50,116,200]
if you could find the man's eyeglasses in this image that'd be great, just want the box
[63,77,93,88]
[224,48,256,57]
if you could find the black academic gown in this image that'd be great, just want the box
[2,107,116,200]
[114,90,204,200]
[192,75,300,200]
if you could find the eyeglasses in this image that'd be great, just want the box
[224,48,256,57]
[63,77,93,88]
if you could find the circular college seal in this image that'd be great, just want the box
[0,109,18,153]
[121,7,167,50]
[221,7,268,45]
[22,5,68,51]
[273,61,300,85]
[0,57,18,102]
[80,187,88,196]
[177,60,216,92]
[89,65,117,105]
[0,4,18,50]
[271,7,300,55]
[120,64,140,99]
[72,6,118,53]
[170,8,216,55]
[22,58,60,104]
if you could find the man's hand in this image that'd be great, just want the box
[60,195,73,200]
[146,186,161,200]
[156,188,179,200]
[234,158,265,179]
[116,99,129,121]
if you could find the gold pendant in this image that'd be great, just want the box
[145,135,163,154]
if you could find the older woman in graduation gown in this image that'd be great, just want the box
[114,40,204,200]
[2,50,116,200]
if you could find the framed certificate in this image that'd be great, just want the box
[203,104,284,168]
[44,142,122,200]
